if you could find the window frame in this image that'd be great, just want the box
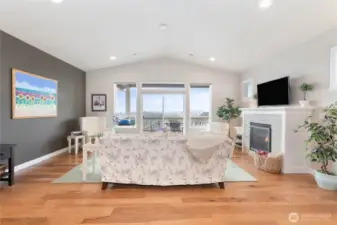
[112,82,212,134]
[113,82,138,129]
[189,84,212,129]
[242,79,254,101]
[330,46,337,91]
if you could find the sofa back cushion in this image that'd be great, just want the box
[206,122,229,135]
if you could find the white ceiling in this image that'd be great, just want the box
[0,0,337,72]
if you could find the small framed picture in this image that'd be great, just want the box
[92,94,107,112]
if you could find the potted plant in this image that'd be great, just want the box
[216,98,241,137]
[295,102,337,190]
[299,83,314,107]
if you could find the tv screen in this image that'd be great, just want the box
[257,77,290,106]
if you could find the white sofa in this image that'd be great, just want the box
[98,134,233,190]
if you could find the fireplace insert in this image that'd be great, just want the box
[250,122,271,153]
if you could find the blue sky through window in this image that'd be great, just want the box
[116,88,137,113]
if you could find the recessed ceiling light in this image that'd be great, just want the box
[110,56,117,60]
[209,57,216,62]
[189,53,194,57]
[159,23,168,30]
[259,0,273,9]
[133,53,137,56]
[51,0,64,3]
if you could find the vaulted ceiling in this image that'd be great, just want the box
[0,0,337,72]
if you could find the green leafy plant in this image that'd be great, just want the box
[216,98,241,137]
[299,83,314,100]
[295,102,337,175]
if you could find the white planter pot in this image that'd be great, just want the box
[314,170,337,191]
[299,100,311,107]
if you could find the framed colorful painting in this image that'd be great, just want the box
[12,69,58,119]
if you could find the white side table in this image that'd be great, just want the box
[82,143,99,181]
[67,135,85,155]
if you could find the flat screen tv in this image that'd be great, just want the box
[257,77,290,106]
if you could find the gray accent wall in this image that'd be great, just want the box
[0,31,86,166]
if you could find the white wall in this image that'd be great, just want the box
[86,57,240,130]
[241,27,337,172]
[241,27,337,107]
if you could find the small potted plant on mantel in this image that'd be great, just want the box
[295,102,337,191]
[216,98,241,137]
[299,83,314,107]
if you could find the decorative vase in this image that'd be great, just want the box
[299,100,311,107]
[314,170,337,191]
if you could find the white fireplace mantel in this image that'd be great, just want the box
[241,106,315,174]
[241,106,314,113]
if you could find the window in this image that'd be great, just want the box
[190,85,211,128]
[141,83,185,133]
[330,46,337,90]
[112,82,212,133]
[242,79,253,99]
[143,93,184,132]
[114,83,137,127]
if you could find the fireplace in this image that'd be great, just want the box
[250,122,271,153]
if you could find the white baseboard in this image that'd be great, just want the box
[13,145,73,172]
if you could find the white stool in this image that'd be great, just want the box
[67,135,85,155]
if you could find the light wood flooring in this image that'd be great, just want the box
[0,150,336,225]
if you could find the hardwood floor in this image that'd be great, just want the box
[0,150,336,225]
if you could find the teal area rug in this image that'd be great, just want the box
[53,159,256,184]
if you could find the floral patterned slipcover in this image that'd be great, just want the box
[98,134,233,186]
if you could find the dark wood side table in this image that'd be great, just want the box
[0,144,16,186]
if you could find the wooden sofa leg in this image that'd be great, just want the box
[218,182,225,189]
[101,182,108,190]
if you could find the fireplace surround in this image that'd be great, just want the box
[241,106,314,174]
